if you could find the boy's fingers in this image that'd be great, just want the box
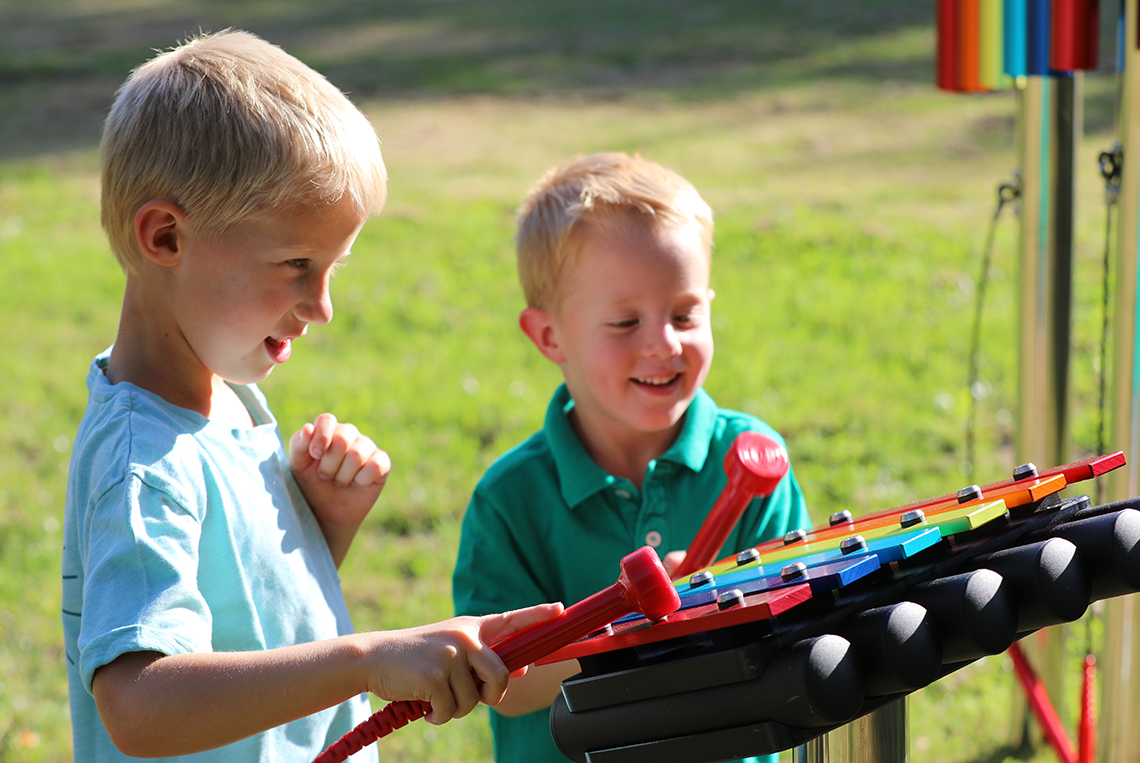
[352,448,392,487]
[465,645,510,707]
[424,657,489,725]
[326,434,387,487]
[307,412,339,459]
[295,416,391,488]
[424,687,456,725]
[316,423,358,480]
[329,447,365,487]
[478,674,509,708]
[479,602,564,646]
[448,667,484,720]
[662,550,686,577]
[288,424,316,471]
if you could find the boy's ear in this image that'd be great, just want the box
[519,307,566,364]
[133,200,186,267]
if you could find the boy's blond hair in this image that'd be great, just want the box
[100,29,386,272]
[516,152,713,310]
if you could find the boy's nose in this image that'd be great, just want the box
[297,274,334,325]
[645,322,682,357]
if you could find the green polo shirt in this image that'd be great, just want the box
[453,384,809,763]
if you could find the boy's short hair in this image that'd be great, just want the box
[100,29,387,272]
[516,152,713,310]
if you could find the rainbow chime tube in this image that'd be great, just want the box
[936,0,1099,92]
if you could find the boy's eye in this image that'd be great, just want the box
[612,318,639,329]
[285,258,310,270]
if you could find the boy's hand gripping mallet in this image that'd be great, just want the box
[312,545,680,763]
[671,431,789,580]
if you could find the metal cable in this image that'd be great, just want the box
[966,176,1021,475]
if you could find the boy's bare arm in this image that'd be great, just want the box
[288,413,391,567]
[92,605,562,758]
[492,658,582,717]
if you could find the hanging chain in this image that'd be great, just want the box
[966,173,1022,475]
[1095,143,1121,507]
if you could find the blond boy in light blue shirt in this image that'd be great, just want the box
[63,30,559,762]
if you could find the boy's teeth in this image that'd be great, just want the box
[635,375,676,386]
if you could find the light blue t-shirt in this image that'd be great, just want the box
[62,350,377,762]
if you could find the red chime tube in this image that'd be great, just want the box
[1008,641,1076,763]
[938,0,962,90]
[1050,0,1100,71]
[1079,655,1096,763]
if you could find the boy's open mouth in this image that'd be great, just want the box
[632,374,680,390]
[265,336,293,364]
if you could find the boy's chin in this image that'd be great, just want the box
[219,363,276,387]
[631,403,691,434]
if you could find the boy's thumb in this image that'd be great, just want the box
[287,428,316,472]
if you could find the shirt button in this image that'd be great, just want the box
[615,489,631,499]
[645,530,662,547]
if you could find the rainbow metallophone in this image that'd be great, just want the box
[543,452,1136,763]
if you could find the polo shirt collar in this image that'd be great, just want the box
[544,384,718,508]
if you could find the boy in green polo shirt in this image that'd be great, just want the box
[452,152,810,763]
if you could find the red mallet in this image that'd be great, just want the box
[312,546,680,763]
[672,432,789,580]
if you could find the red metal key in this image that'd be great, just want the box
[312,545,680,763]
[672,431,789,580]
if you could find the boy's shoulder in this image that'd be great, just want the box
[711,404,786,444]
[78,354,208,444]
[69,353,272,512]
[691,389,788,452]
[475,427,556,494]
[72,381,198,509]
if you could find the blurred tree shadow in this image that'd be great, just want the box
[0,0,936,160]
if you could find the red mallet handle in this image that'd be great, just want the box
[672,432,789,580]
[312,546,679,763]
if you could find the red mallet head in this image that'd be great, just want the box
[730,431,789,495]
[496,546,680,671]
[616,545,684,621]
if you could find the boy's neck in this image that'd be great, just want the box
[108,280,253,426]
[568,411,683,491]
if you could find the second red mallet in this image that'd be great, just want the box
[672,431,789,580]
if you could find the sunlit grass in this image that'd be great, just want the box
[0,3,1124,761]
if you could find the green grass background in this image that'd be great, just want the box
[0,1,1125,760]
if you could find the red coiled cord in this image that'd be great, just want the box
[312,699,430,763]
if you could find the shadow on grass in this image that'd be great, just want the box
[2,0,1122,160]
[0,0,937,159]
[963,744,1036,763]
